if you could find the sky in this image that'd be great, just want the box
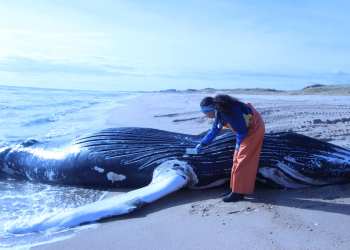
[1,0,350,91]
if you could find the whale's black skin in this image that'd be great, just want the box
[1,127,350,189]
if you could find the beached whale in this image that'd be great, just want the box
[2,127,350,233]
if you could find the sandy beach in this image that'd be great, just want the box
[34,91,350,250]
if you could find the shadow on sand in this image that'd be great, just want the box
[101,182,350,224]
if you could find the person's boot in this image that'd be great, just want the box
[222,192,244,202]
[220,191,232,197]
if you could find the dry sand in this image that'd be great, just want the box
[34,92,350,250]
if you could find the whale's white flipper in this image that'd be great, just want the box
[8,160,197,234]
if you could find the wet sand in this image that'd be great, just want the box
[34,92,350,250]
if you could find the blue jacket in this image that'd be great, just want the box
[200,102,253,150]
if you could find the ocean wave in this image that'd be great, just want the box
[21,102,101,127]
[0,100,100,112]
[0,86,134,248]
[0,178,105,249]
[23,117,58,126]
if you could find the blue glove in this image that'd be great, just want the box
[186,144,202,155]
[195,143,202,152]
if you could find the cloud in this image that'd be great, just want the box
[0,56,136,76]
[1,56,349,87]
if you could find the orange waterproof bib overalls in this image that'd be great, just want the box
[229,103,265,194]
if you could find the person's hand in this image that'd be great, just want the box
[186,144,202,155]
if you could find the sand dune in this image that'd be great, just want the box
[157,84,350,96]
